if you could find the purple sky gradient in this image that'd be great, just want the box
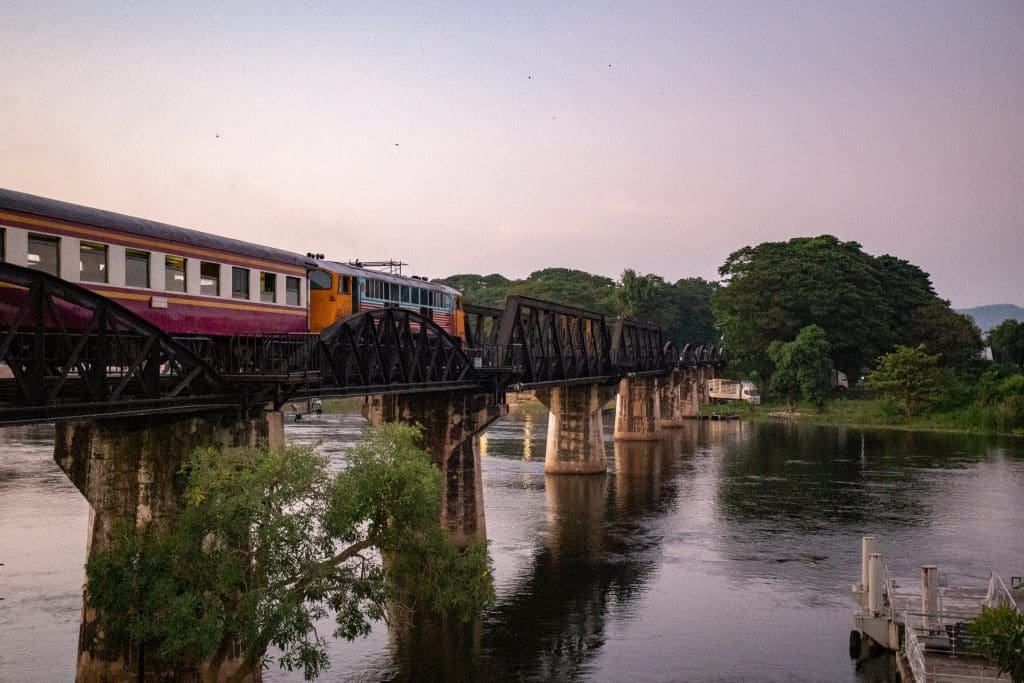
[1,1,1021,307]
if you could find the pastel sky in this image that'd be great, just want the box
[1,1,1021,307]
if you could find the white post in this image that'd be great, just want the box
[861,536,877,591]
[922,565,939,631]
[868,553,884,615]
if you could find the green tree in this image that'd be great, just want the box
[433,273,514,309]
[513,267,618,314]
[617,270,720,347]
[865,344,944,416]
[967,605,1024,683]
[989,319,1024,367]
[908,297,983,371]
[86,424,495,680]
[672,277,720,347]
[766,325,833,410]
[712,235,967,382]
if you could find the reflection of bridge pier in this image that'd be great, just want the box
[544,471,607,560]
[54,410,283,682]
[363,390,506,547]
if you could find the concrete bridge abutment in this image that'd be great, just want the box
[362,391,505,547]
[54,409,284,683]
[535,384,617,474]
[613,375,661,440]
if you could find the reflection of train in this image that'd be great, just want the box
[0,188,466,339]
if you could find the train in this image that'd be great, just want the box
[0,188,467,340]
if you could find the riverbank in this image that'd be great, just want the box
[706,397,1024,437]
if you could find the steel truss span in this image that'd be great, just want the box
[316,308,473,392]
[0,264,723,426]
[0,263,232,425]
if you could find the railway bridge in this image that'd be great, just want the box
[1,261,721,679]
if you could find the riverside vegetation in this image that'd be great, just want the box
[441,235,1024,436]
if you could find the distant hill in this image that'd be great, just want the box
[956,304,1024,334]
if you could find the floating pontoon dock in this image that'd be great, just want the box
[850,536,1022,682]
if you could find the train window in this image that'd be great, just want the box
[401,285,410,303]
[200,262,220,296]
[339,276,350,294]
[27,233,59,276]
[79,242,107,283]
[165,256,187,292]
[0,228,5,262]
[125,249,150,287]
[309,270,331,290]
[260,272,276,303]
[411,288,419,305]
[232,267,250,299]
[286,276,301,306]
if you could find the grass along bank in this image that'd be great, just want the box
[703,397,1024,437]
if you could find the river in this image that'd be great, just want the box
[1,406,1022,681]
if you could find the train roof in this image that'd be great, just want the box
[314,260,461,296]
[0,187,313,269]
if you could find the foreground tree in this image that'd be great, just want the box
[766,325,833,410]
[86,424,495,681]
[865,345,944,416]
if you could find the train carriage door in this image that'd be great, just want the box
[454,295,466,340]
[308,269,335,332]
[353,276,362,313]
[337,274,354,317]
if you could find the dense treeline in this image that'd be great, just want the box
[712,234,1022,433]
[438,237,1021,433]
[435,268,720,346]
[712,235,982,382]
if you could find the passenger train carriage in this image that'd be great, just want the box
[0,188,466,340]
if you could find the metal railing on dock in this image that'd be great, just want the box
[851,537,1019,683]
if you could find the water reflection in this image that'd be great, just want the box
[2,409,1022,681]
[387,422,688,680]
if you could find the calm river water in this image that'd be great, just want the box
[1,407,1022,682]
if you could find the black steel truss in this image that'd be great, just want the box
[0,263,232,425]
[0,263,723,426]
[315,307,473,394]
[490,296,616,385]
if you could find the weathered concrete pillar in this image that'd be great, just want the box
[362,391,505,547]
[613,375,661,440]
[535,384,616,474]
[54,410,283,683]
[658,370,702,426]
[657,371,681,428]
[867,553,884,616]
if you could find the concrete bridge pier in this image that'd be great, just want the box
[54,410,284,683]
[613,375,661,440]
[680,370,702,419]
[535,384,617,474]
[657,370,699,427]
[362,391,506,547]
